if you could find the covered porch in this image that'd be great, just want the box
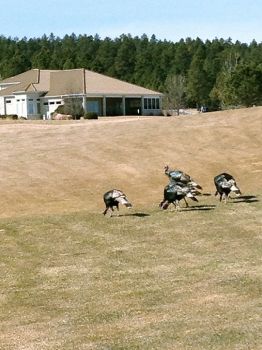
[83,96,142,116]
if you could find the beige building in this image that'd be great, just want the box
[0,68,162,119]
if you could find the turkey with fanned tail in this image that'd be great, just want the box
[164,165,202,207]
[103,189,132,216]
[159,182,201,211]
[164,165,202,190]
[214,173,241,203]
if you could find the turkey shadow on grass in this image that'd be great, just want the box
[233,195,259,203]
[183,205,216,211]
[119,212,150,217]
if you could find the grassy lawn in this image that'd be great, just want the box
[0,108,261,348]
[0,194,261,349]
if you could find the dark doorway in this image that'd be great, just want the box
[125,98,142,115]
[106,98,123,116]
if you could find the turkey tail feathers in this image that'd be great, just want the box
[116,196,132,207]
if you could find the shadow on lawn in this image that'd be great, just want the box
[233,195,259,203]
[119,212,150,217]
[183,205,216,211]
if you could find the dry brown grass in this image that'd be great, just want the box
[0,107,261,349]
[0,107,261,218]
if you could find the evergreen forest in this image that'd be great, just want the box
[0,33,262,110]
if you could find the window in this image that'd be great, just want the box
[43,102,48,105]
[152,99,155,109]
[49,102,55,105]
[28,103,34,115]
[144,98,160,110]
[56,101,61,105]
[6,100,11,103]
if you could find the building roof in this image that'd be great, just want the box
[83,69,159,96]
[0,69,161,97]
[1,69,39,85]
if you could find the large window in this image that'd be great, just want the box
[28,102,34,114]
[144,97,160,110]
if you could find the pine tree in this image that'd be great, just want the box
[186,44,207,107]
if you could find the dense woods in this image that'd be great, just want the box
[0,33,261,110]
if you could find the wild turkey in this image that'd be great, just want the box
[214,173,241,203]
[164,165,202,207]
[103,189,132,216]
[164,165,202,190]
[159,182,201,210]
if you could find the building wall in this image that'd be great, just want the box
[0,96,6,115]
[15,95,27,117]
[5,97,17,115]
[12,93,42,119]
[1,93,162,118]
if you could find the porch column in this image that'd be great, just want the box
[141,97,144,115]
[82,95,87,112]
[4,97,7,115]
[102,96,106,116]
[122,96,126,116]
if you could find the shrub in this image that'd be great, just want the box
[84,112,98,119]
[63,98,84,119]
[55,105,65,114]
[54,101,85,119]
[0,114,18,120]
[51,113,73,120]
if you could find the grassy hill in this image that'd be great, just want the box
[0,108,261,349]
[0,107,261,217]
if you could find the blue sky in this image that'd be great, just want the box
[1,0,261,43]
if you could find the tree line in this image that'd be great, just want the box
[0,33,261,110]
